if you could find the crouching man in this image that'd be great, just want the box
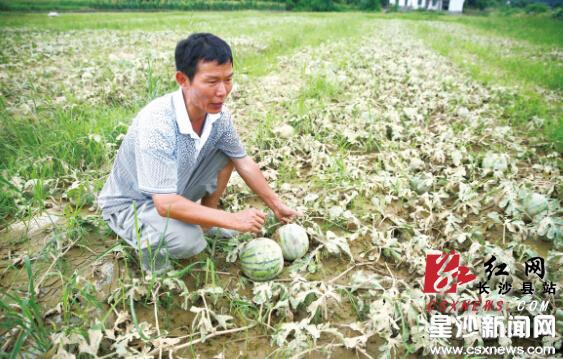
[97,33,300,273]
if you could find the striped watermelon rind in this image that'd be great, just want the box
[274,224,309,261]
[240,238,284,281]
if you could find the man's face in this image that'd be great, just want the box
[177,60,233,115]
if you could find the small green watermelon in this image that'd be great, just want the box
[240,238,284,281]
[274,224,309,261]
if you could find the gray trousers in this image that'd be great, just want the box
[103,149,230,266]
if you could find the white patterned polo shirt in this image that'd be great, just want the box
[97,88,246,215]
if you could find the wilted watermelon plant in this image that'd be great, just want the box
[0,12,561,359]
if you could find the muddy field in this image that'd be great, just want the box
[0,12,561,358]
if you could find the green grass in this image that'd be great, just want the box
[239,15,370,76]
[456,13,563,48]
[0,10,285,30]
[0,257,52,356]
[0,101,133,220]
[0,0,286,12]
[376,10,563,47]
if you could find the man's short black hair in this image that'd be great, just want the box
[175,33,233,82]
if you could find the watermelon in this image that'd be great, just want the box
[482,153,508,172]
[520,191,548,217]
[274,124,295,139]
[240,238,284,281]
[409,173,433,194]
[274,224,309,261]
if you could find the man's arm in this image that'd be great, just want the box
[152,194,265,233]
[232,156,301,223]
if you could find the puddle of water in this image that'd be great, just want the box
[0,208,64,242]
[0,225,118,307]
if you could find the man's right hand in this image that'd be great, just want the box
[231,208,266,233]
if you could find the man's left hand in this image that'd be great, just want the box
[273,202,302,223]
[232,156,303,223]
